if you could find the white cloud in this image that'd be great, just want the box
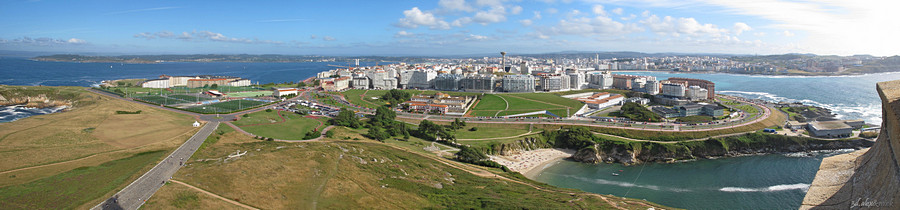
[310,35,317,39]
[510,5,523,15]
[1,36,89,46]
[591,5,606,16]
[66,38,87,44]
[621,14,636,21]
[396,7,451,30]
[611,8,623,15]
[134,30,283,44]
[546,8,558,14]
[465,34,490,41]
[323,36,336,41]
[520,19,533,26]
[394,31,415,38]
[732,22,752,35]
[472,6,508,25]
[753,32,766,36]
[781,30,795,37]
[451,17,473,27]
[475,0,504,7]
[533,11,542,20]
[439,0,473,12]
[546,15,642,36]
[640,15,726,37]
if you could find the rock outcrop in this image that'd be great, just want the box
[802,80,900,209]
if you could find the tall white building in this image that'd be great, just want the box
[540,74,570,92]
[568,73,585,90]
[662,83,687,97]
[685,86,709,101]
[502,75,535,92]
[408,71,437,89]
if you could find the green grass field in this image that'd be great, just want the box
[0,151,166,209]
[735,105,759,114]
[184,100,269,114]
[342,89,482,109]
[235,111,324,140]
[471,93,581,117]
[224,91,272,98]
[454,124,530,139]
[167,94,211,101]
[133,95,190,105]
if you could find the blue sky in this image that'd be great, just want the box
[1,0,898,56]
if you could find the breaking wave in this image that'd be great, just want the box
[555,173,693,192]
[719,183,810,192]
[718,90,882,124]
[0,105,67,123]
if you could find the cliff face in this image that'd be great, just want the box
[476,137,552,156]
[802,80,900,209]
[570,136,872,165]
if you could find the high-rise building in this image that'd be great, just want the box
[433,74,463,91]
[461,75,496,92]
[520,61,530,75]
[408,71,437,89]
[502,75,535,92]
[540,74,570,92]
[661,83,686,97]
[666,77,715,99]
[568,73,585,90]
[685,86,709,101]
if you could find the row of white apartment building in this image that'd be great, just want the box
[140,75,252,88]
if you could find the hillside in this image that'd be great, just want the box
[144,126,671,209]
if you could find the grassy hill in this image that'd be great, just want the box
[149,126,669,209]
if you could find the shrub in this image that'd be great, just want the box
[469,127,478,131]
[243,114,249,117]
[265,109,273,112]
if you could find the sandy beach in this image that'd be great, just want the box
[489,148,575,179]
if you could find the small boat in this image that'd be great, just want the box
[612,173,620,176]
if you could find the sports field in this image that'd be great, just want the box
[342,89,482,109]
[183,100,269,114]
[224,91,272,98]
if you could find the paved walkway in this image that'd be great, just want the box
[93,122,220,210]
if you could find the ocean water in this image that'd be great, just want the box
[0,57,348,122]
[0,57,360,87]
[0,105,68,123]
[534,150,855,209]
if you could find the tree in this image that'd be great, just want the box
[297,82,307,88]
[455,146,488,163]
[381,89,411,107]
[330,109,361,128]
[366,126,390,141]
[313,80,320,86]
[325,130,335,138]
[450,118,466,130]
[210,84,218,89]
[371,106,397,126]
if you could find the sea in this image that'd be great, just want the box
[1,57,897,208]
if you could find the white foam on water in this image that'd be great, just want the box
[719,183,809,192]
[718,90,883,124]
[557,174,693,192]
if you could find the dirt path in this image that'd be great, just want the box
[494,95,510,117]
[170,179,259,210]
[456,131,543,141]
[310,148,341,210]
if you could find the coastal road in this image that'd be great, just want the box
[92,122,220,210]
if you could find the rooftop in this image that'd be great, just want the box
[809,120,852,130]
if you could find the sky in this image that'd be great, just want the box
[1,0,899,56]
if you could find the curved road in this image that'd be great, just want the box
[93,121,219,210]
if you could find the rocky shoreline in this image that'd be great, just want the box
[569,137,874,165]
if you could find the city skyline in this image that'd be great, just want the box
[1,0,898,56]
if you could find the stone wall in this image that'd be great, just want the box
[801,80,900,209]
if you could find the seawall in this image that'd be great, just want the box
[801,80,900,209]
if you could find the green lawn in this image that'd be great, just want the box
[471,94,507,111]
[505,93,584,109]
[235,111,324,140]
[184,100,269,114]
[133,95,190,105]
[735,105,759,114]
[0,151,166,209]
[454,125,530,139]
[224,91,272,98]
[167,94,211,101]
[343,89,482,109]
